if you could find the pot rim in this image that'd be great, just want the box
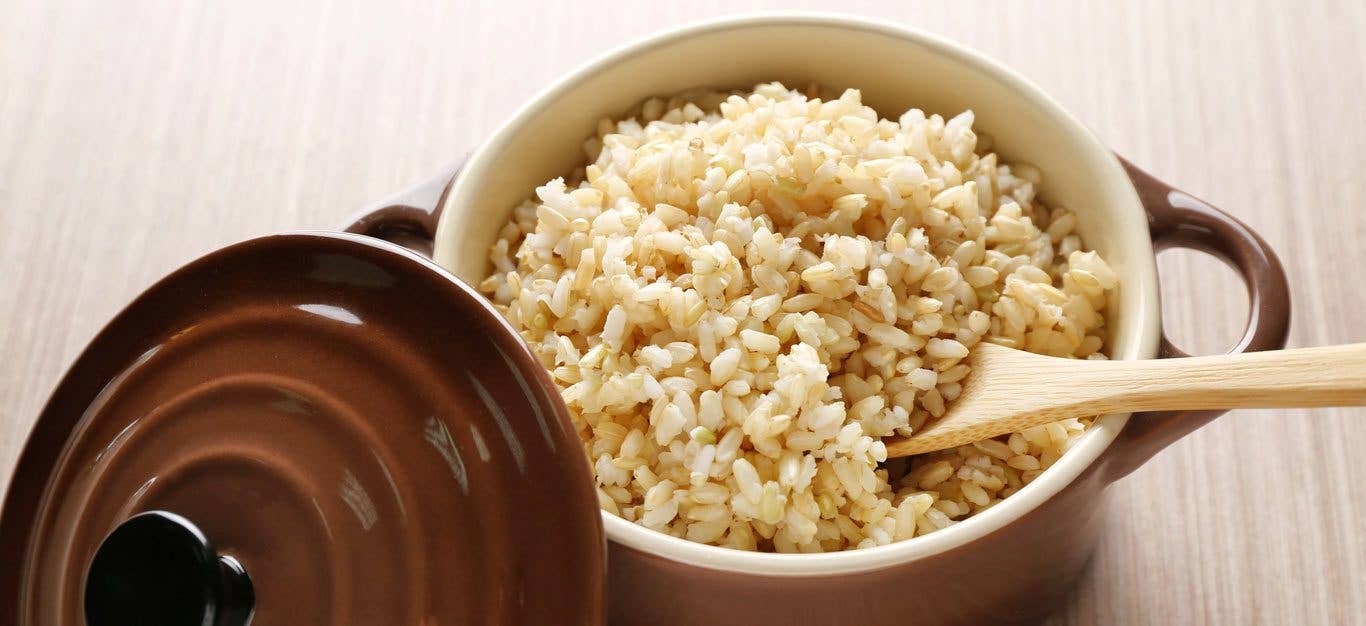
[438,11,1160,576]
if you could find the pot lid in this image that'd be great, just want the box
[0,233,605,625]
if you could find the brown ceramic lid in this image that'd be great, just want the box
[0,233,605,625]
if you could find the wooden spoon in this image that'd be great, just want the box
[883,342,1366,457]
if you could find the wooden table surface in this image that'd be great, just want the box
[3,1,1363,623]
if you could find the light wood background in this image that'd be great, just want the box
[2,1,1363,623]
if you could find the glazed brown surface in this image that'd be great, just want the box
[0,234,605,625]
[1102,160,1292,480]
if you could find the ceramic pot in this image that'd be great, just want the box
[345,14,1291,625]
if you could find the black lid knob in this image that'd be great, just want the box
[85,511,254,626]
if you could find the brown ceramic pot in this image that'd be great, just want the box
[345,15,1291,625]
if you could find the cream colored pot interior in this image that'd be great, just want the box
[434,15,1160,575]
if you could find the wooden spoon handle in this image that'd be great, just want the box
[1055,343,1366,415]
[884,343,1366,458]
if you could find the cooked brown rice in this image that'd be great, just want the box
[478,82,1117,552]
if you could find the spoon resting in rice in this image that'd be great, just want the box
[883,342,1366,457]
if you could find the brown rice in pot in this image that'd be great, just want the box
[478,82,1117,552]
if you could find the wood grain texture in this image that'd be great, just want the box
[1,0,1362,623]
[887,344,1366,457]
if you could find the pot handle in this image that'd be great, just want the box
[342,160,463,258]
[1103,158,1292,481]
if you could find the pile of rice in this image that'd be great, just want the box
[479,82,1117,552]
